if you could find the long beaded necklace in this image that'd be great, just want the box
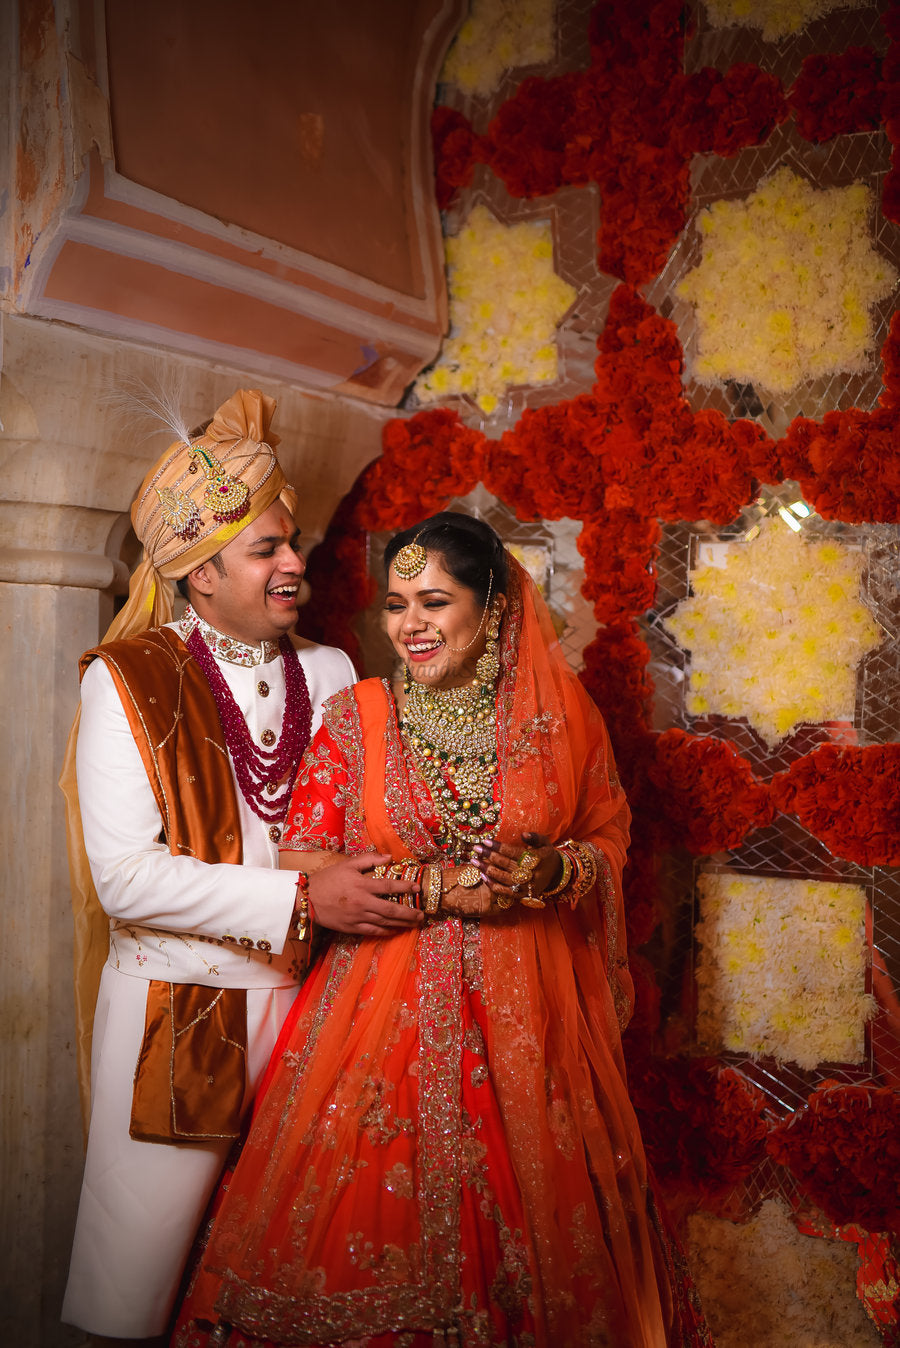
[185,626,312,823]
[400,669,500,860]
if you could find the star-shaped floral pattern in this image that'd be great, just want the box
[664,518,881,746]
[414,205,576,415]
[440,0,554,97]
[703,0,866,44]
[679,167,896,393]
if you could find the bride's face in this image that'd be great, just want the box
[384,553,492,689]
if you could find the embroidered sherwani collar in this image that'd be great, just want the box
[178,604,280,667]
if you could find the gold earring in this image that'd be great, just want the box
[474,598,502,686]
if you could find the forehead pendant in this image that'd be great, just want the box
[392,534,428,580]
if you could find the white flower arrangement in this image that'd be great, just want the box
[703,0,866,45]
[687,1198,881,1348]
[678,168,896,394]
[441,0,555,97]
[663,518,881,747]
[695,872,876,1070]
[414,204,576,415]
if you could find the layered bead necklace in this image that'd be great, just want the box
[400,670,500,861]
[185,625,312,824]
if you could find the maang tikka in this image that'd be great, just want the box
[392,532,428,580]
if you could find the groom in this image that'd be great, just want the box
[61,389,421,1344]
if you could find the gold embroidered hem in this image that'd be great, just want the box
[204,921,536,1345]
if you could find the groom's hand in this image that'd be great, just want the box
[305,854,423,936]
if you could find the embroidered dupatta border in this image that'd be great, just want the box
[214,683,467,1342]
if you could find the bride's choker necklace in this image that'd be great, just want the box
[399,672,500,858]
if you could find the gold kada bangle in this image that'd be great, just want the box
[423,863,443,916]
[561,839,597,905]
[541,848,574,899]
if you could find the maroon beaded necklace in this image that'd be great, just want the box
[185,626,312,823]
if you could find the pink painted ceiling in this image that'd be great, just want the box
[16,0,462,405]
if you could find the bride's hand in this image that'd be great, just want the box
[470,833,562,906]
[306,854,424,937]
[439,872,494,916]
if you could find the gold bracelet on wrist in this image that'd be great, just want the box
[372,858,420,907]
[423,863,443,915]
[560,839,597,906]
[541,848,574,900]
[293,871,311,941]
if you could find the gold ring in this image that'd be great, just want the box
[509,867,530,886]
[518,849,539,873]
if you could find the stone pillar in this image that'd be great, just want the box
[0,538,120,1348]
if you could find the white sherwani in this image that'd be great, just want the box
[62,622,355,1338]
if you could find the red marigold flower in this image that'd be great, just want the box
[431,106,485,211]
[630,1056,769,1203]
[768,1084,900,1235]
[771,744,900,867]
[676,64,787,157]
[649,729,774,854]
[790,47,883,143]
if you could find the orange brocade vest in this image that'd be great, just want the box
[82,626,250,1145]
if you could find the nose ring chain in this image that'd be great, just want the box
[431,572,494,653]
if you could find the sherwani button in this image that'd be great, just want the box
[257,940,271,952]
[239,936,254,949]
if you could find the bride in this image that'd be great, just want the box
[173,512,711,1348]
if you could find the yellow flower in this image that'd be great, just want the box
[441,0,554,97]
[425,367,451,394]
[679,168,896,394]
[662,518,881,746]
[414,205,575,413]
[695,873,872,1068]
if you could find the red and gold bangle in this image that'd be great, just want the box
[559,839,597,907]
[372,858,422,909]
[293,870,311,941]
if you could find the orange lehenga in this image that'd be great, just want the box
[173,562,713,1348]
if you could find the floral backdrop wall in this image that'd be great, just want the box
[298,0,900,1339]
